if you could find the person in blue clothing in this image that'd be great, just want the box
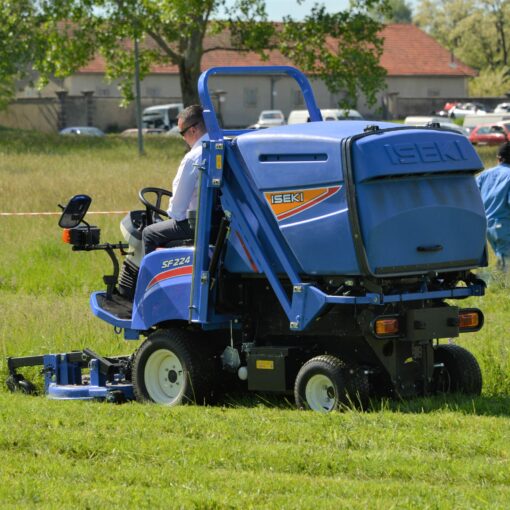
[477,141,510,271]
[142,105,208,255]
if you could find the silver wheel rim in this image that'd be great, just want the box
[305,374,337,412]
[144,349,185,405]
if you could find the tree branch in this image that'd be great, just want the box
[147,29,180,63]
[203,43,277,54]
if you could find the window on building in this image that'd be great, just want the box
[427,88,440,97]
[292,89,304,106]
[95,87,111,97]
[244,87,258,108]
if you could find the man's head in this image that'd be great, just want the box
[177,105,206,146]
[497,141,510,164]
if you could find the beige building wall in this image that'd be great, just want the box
[5,70,473,130]
[0,99,58,133]
[63,73,183,98]
[385,76,469,98]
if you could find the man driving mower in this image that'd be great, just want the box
[142,105,208,254]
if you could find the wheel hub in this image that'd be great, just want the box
[306,374,337,412]
[145,349,185,404]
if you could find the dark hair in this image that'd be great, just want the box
[178,104,205,131]
[498,141,510,164]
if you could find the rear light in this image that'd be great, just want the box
[62,228,72,244]
[459,308,484,332]
[374,317,399,337]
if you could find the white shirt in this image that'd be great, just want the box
[167,134,207,221]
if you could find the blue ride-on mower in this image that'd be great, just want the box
[7,66,487,411]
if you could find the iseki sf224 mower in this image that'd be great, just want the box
[7,67,487,411]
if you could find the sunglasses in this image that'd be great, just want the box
[179,122,198,137]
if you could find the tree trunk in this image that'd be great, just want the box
[178,59,202,106]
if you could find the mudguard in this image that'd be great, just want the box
[131,247,194,330]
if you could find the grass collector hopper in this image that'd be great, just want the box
[7,66,486,411]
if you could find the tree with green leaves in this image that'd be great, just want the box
[415,0,510,96]
[0,1,40,109]
[2,0,389,110]
[281,2,388,109]
[370,0,413,24]
[414,0,510,70]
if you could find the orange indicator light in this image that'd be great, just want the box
[375,318,399,336]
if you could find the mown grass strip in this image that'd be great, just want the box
[0,394,509,509]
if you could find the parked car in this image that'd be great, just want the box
[448,102,487,119]
[256,110,285,127]
[287,108,363,124]
[142,103,183,130]
[468,122,510,146]
[120,128,165,136]
[463,113,510,134]
[59,126,105,137]
[494,102,510,113]
[404,116,469,136]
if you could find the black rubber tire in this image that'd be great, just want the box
[132,328,210,405]
[433,344,482,395]
[5,374,36,395]
[294,355,368,412]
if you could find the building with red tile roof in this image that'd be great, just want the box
[11,24,477,130]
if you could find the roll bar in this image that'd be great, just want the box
[197,66,322,139]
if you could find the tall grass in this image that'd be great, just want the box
[1,130,185,366]
[1,128,509,508]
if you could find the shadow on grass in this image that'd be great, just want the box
[379,394,510,417]
[215,391,510,417]
[2,380,509,417]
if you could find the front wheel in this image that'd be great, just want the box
[132,328,208,405]
[433,344,482,395]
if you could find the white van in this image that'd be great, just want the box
[287,108,363,125]
[142,103,183,131]
[463,113,510,134]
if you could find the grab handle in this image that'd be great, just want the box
[417,245,443,253]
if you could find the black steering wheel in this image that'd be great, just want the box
[138,187,172,224]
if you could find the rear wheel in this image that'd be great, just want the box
[294,355,369,412]
[433,344,482,395]
[132,328,210,405]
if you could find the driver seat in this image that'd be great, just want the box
[158,203,222,250]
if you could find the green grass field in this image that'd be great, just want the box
[0,129,509,508]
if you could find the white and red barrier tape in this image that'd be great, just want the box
[0,211,129,216]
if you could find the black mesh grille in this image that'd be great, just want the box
[118,259,139,300]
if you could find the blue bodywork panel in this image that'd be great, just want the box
[230,121,485,276]
[131,247,194,329]
[90,247,194,336]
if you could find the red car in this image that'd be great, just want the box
[469,122,510,146]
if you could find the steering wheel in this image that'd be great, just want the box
[138,187,172,224]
